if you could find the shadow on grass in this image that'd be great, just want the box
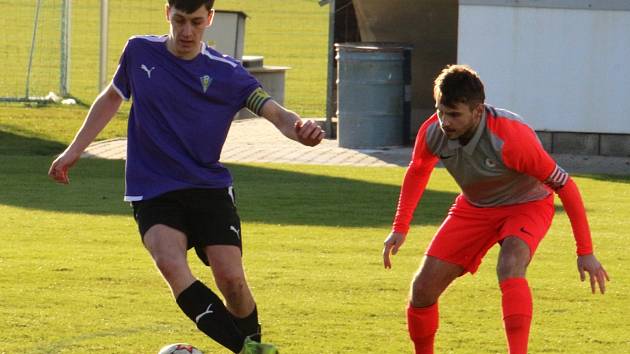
[0,130,66,156]
[0,157,457,227]
[229,164,456,227]
[0,156,128,215]
[573,173,630,185]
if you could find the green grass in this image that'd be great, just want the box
[1,1,630,353]
[0,105,128,155]
[1,0,328,117]
[1,148,629,352]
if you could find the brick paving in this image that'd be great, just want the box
[82,117,630,175]
[82,118,413,167]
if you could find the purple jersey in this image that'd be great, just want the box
[111,35,260,201]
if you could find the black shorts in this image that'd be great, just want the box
[131,187,242,266]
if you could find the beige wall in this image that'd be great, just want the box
[353,0,458,138]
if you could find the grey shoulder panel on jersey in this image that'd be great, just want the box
[489,106,525,123]
[488,105,543,146]
[424,120,446,156]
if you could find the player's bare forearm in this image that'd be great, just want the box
[274,108,301,141]
[260,99,297,137]
[66,85,123,155]
[260,99,324,146]
[48,84,122,184]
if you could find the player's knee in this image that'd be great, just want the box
[214,270,246,294]
[410,277,439,307]
[496,253,528,279]
[497,238,530,279]
[153,254,187,281]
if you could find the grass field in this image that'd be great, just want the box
[1,106,630,353]
[1,0,328,117]
[1,1,630,353]
[1,154,629,353]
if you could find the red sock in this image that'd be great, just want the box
[500,278,532,354]
[407,303,439,354]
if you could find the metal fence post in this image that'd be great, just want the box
[99,0,109,93]
[60,0,71,97]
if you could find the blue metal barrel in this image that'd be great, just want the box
[335,42,412,148]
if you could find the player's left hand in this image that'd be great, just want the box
[383,231,407,269]
[295,120,325,146]
[577,253,609,294]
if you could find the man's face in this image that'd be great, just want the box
[166,5,213,58]
[436,101,483,141]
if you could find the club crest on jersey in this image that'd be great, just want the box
[485,158,497,168]
[200,75,212,93]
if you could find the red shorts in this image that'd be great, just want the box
[426,193,555,274]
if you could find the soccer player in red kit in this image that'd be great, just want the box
[382,65,609,354]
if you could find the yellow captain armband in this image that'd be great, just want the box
[246,87,272,116]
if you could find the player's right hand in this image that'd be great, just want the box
[48,150,80,184]
[295,120,325,147]
[383,231,407,269]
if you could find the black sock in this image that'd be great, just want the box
[231,306,261,342]
[176,281,245,353]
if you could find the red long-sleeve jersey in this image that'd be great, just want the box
[393,104,593,255]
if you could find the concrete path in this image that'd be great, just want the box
[82,117,630,175]
[82,118,413,167]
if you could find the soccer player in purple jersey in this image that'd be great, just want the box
[48,1,324,353]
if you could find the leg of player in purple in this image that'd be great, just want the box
[144,225,249,353]
[204,245,262,342]
[177,280,246,352]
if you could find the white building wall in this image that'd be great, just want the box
[458,4,630,134]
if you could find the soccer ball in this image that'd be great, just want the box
[158,343,204,354]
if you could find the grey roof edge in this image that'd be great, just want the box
[214,9,248,17]
[458,0,630,11]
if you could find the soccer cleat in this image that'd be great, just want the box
[239,336,279,354]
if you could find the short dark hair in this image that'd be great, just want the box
[433,64,485,109]
[167,0,214,13]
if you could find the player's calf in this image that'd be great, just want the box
[500,278,532,354]
[177,280,245,353]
